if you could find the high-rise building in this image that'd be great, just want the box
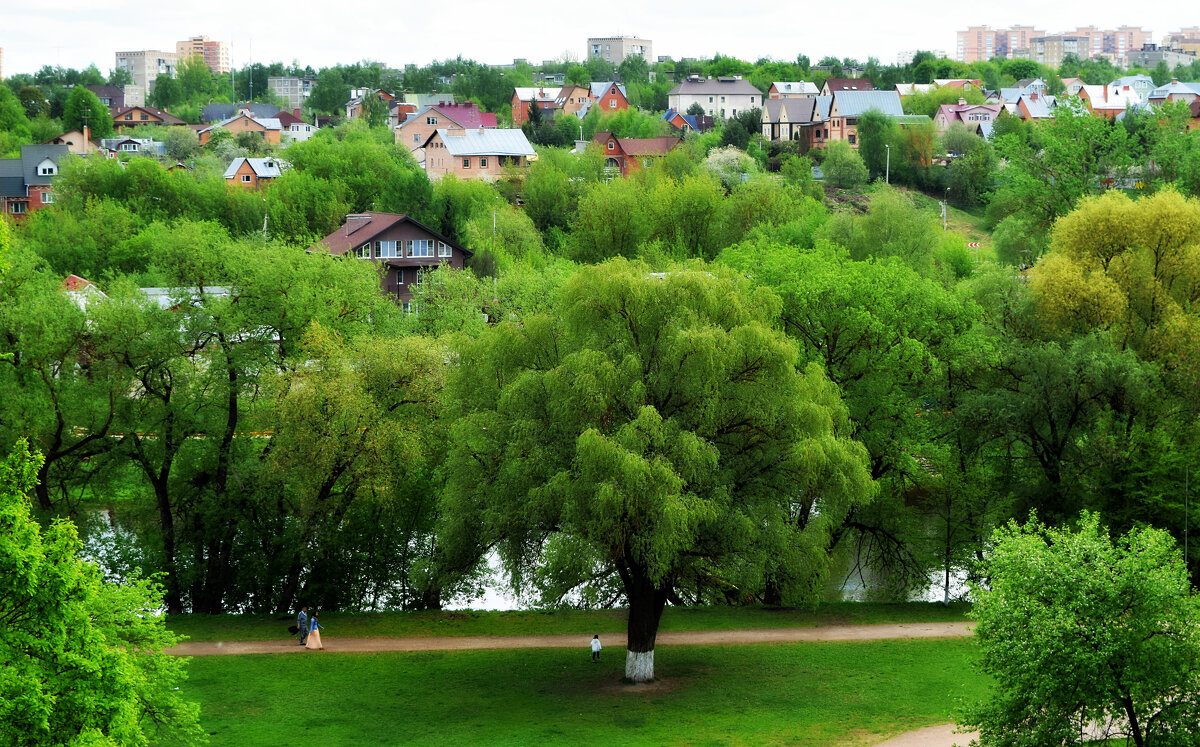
[268,76,316,110]
[1031,35,1088,70]
[114,50,180,93]
[957,24,1147,65]
[1163,28,1200,57]
[176,35,231,74]
[896,50,947,66]
[587,36,653,66]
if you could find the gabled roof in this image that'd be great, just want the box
[21,145,70,187]
[223,157,289,179]
[1112,74,1154,88]
[0,158,25,198]
[661,109,714,133]
[406,102,497,130]
[1080,85,1141,111]
[201,102,282,123]
[316,212,472,258]
[824,78,874,92]
[199,113,283,134]
[275,110,311,128]
[1017,93,1054,119]
[832,90,904,117]
[426,128,535,157]
[762,97,818,124]
[1015,78,1046,89]
[814,96,833,120]
[1148,80,1200,100]
[895,83,935,96]
[590,82,627,99]
[513,87,562,103]
[112,106,185,125]
[668,76,760,96]
[596,132,683,156]
[770,81,818,95]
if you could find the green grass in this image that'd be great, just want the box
[182,638,985,746]
[167,602,971,643]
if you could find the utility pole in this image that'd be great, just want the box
[884,143,890,184]
[943,187,949,231]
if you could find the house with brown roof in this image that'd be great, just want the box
[761,98,819,143]
[821,78,875,96]
[933,101,1003,131]
[44,127,101,155]
[313,212,472,307]
[345,88,396,119]
[593,131,683,177]
[113,106,185,129]
[197,112,283,145]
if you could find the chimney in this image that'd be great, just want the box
[344,214,373,236]
[293,108,301,118]
[83,124,91,145]
[958,98,967,106]
[1030,92,1038,101]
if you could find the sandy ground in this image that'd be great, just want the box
[167,620,972,656]
[871,723,978,747]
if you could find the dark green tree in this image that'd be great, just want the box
[62,85,113,138]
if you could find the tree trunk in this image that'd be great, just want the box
[620,560,669,683]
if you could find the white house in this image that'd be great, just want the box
[667,76,761,120]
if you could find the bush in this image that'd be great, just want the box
[821,141,867,188]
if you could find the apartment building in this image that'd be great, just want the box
[269,76,317,110]
[114,50,179,93]
[1163,28,1200,56]
[176,35,231,74]
[957,24,1149,65]
[587,36,653,65]
[956,26,1046,63]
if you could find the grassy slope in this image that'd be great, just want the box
[167,602,971,643]
[184,638,984,746]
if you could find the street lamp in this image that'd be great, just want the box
[942,187,949,232]
[884,144,890,184]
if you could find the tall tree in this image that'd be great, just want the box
[62,85,113,138]
[443,261,874,681]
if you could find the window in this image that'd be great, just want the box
[353,243,371,259]
[610,99,616,108]
[721,96,726,103]
[241,174,252,183]
[140,113,148,120]
[9,202,25,215]
[463,158,470,168]
[480,157,487,168]
[848,134,857,145]
[407,239,433,258]
[397,269,405,285]
[41,192,54,204]
[38,165,56,175]
[708,96,713,103]
[121,143,137,151]
[125,114,133,120]
[438,241,451,258]
[751,96,755,104]
[607,141,615,150]
[378,240,399,258]
[427,116,437,125]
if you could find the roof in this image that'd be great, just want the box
[201,102,282,123]
[824,78,874,92]
[112,106,185,125]
[895,83,934,96]
[62,274,98,292]
[1148,81,1200,100]
[223,157,289,179]
[893,114,933,126]
[199,113,283,134]
[275,110,310,128]
[1112,74,1154,87]
[833,90,904,117]
[315,212,472,258]
[1018,94,1054,119]
[935,103,1002,123]
[428,128,534,157]
[421,103,497,129]
[0,158,23,198]
[1015,78,1046,89]
[1081,85,1141,111]
[513,87,562,103]
[597,133,683,156]
[762,98,818,124]
[590,82,627,99]
[770,81,818,95]
[668,76,761,96]
[661,109,714,133]
[20,145,70,188]
[814,95,833,120]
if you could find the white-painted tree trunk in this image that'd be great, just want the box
[625,649,654,682]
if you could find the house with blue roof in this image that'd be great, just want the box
[826,90,904,147]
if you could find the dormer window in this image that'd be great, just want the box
[607,141,615,150]
[37,159,57,176]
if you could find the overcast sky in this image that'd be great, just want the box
[2,1,1192,77]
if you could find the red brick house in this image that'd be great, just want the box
[0,145,69,220]
[112,106,185,129]
[820,78,875,95]
[588,82,630,114]
[314,212,472,307]
[592,131,683,177]
[510,86,591,125]
[223,157,288,189]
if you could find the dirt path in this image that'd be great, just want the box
[871,723,977,747]
[167,620,972,656]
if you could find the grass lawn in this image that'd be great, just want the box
[166,601,972,643]
[182,638,984,746]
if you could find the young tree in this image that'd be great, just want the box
[0,442,204,745]
[443,261,874,681]
[961,512,1200,746]
[821,140,867,188]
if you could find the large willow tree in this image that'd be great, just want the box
[443,260,874,681]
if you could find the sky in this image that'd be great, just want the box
[2,0,1194,77]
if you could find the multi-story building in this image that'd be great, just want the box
[667,75,761,120]
[587,36,653,66]
[958,24,1151,66]
[114,50,180,93]
[1128,44,1198,70]
[896,50,946,66]
[176,35,231,74]
[1164,28,1200,56]
[268,76,316,110]
[1031,35,1088,70]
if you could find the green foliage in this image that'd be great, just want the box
[821,140,867,188]
[0,85,33,155]
[285,124,429,216]
[580,106,672,140]
[443,261,874,678]
[567,177,648,262]
[962,513,1200,746]
[265,170,352,244]
[148,74,182,110]
[902,86,986,118]
[0,443,204,746]
[62,86,113,139]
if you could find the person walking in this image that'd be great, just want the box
[297,606,308,646]
[590,634,602,662]
[305,611,324,651]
